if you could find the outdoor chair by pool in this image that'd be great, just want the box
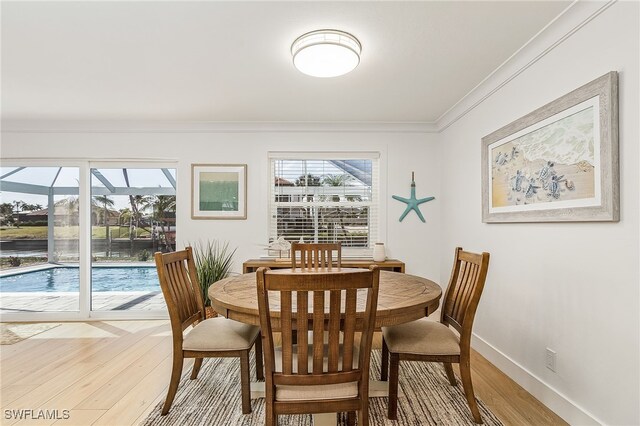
[380,247,490,423]
[154,247,263,415]
[256,266,380,426]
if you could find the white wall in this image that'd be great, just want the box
[2,2,638,424]
[438,2,639,425]
[0,130,441,279]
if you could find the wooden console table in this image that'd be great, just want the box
[242,258,405,273]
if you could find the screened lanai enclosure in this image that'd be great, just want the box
[0,165,176,318]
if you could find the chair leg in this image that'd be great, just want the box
[347,411,356,426]
[359,397,370,426]
[443,362,457,386]
[459,359,482,424]
[190,358,203,380]
[265,395,276,426]
[380,337,389,381]
[161,351,184,415]
[240,351,252,414]
[387,352,400,420]
[255,333,264,381]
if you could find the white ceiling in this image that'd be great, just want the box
[1,1,571,123]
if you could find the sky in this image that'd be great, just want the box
[0,167,176,211]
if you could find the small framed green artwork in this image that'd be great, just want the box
[191,164,247,220]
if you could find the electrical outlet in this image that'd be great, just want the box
[546,348,557,372]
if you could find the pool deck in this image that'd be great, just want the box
[0,291,166,313]
[1,262,166,313]
[0,291,167,313]
[0,263,59,278]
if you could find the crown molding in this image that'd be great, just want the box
[0,120,439,134]
[435,0,617,132]
[0,1,616,137]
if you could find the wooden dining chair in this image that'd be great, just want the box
[154,247,263,416]
[291,242,341,269]
[380,247,490,423]
[256,266,380,426]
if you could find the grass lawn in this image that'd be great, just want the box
[0,226,151,239]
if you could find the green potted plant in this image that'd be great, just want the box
[192,240,236,318]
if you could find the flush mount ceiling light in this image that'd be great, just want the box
[291,29,361,78]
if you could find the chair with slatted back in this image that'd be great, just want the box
[256,266,380,426]
[380,247,490,423]
[291,242,341,269]
[154,247,263,416]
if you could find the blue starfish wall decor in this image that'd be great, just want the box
[392,172,435,223]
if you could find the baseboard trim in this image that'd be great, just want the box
[471,333,604,426]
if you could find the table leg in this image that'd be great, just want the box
[368,380,389,397]
[313,413,337,425]
[250,381,265,399]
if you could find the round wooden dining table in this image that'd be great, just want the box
[208,268,441,426]
[208,268,442,330]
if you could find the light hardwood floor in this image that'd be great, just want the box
[0,320,567,425]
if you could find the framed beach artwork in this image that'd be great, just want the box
[481,72,619,223]
[191,164,247,219]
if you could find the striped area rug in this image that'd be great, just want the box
[142,350,503,425]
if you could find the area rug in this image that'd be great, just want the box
[142,350,503,425]
[0,322,60,345]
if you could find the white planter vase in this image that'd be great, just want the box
[372,243,386,262]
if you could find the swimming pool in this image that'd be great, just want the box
[0,266,159,292]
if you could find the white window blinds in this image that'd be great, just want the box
[268,152,380,256]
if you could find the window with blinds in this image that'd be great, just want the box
[268,152,379,256]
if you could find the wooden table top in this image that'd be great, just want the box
[208,268,442,329]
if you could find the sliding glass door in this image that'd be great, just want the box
[0,161,176,321]
[90,166,176,313]
[0,166,81,314]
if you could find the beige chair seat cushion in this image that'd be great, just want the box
[276,382,358,401]
[382,318,460,356]
[182,317,260,352]
[273,340,360,401]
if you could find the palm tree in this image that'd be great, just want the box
[322,174,353,187]
[322,174,353,202]
[116,207,132,243]
[150,195,176,252]
[321,174,355,240]
[93,195,115,240]
[0,203,14,226]
[129,195,153,231]
[24,203,43,211]
[57,196,79,226]
[12,201,43,228]
[118,208,131,226]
